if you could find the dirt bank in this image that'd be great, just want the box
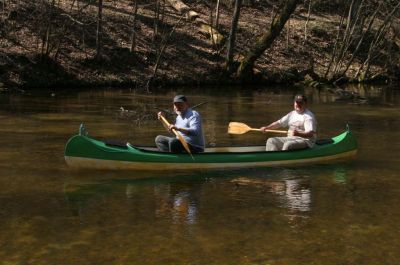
[0,0,399,92]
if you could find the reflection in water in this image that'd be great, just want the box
[231,175,312,226]
[64,166,352,232]
[172,191,197,225]
[153,184,199,225]
[67,174,205,227]
[333,167,348,184]
[279,179,311,212]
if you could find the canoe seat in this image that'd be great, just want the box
[316,138,334,145]
[205,146,266,153]
[105,140,128,149]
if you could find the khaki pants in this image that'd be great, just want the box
[266,137,309,151]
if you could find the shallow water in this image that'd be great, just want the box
[1,85,400,264]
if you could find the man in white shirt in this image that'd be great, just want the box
[260,94,317,151]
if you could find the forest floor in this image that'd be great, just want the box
[0,0,399,91]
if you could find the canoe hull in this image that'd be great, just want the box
[65,150,357,170]
[64,129,357,171]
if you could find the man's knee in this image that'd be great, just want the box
[266,138,279,151]
[283,140,307,151]
[170,139,184,153]
[155,135,164,144]
[282,141,293,151]
[155,135,170,152]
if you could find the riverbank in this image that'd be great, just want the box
[1,1,399,92]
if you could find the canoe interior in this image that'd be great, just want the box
[134,146,267,153]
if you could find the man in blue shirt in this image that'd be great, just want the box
[156,95,205,153]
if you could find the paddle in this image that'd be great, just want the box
[228,122,287,135]
[155,101,208,116]
[159,115,194,160]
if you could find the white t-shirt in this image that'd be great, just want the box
[278,109,317,145]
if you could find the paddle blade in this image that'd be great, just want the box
[228,122,252,134]
[175,131,192,155]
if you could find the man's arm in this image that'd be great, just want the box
[260,120,281,132]
[291,130,315,138]
[169,112,201,135]
[158,111,173,132]
[291,116,316,138]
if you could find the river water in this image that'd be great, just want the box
[1,85,400,264]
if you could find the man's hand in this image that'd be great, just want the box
[157,111,165,120]
[288,129,296,137]
[260,121,280,133]
[168,124,178,132]
[289,130,315,138]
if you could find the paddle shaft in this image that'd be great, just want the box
[251,128,287,134]
[155,102,208,116]
[159,115,193,158]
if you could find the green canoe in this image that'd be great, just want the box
[64,125,357,171]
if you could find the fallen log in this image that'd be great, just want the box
[166,0,224,45]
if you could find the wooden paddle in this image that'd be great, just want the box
[228,122,287,135]
[155,101,208,116]
[159,115,194,159]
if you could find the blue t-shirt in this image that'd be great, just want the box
[175,108,205,149]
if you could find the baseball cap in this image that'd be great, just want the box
[173,95,187,103]
[294,94,307,103]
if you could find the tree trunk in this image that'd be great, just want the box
[146,15,185,91]
[392,24,400,49]
[303,0,311,43]
[96,0,103,58]
[237,0,299,79]
[130,0,138,53]
[215,0,220,29]
[226,0,242,72]
[40,0,56,58]
[356,1,400,81]
[154,0,160,41]
[339,5,379,78]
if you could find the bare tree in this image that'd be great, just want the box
[356,1,400,81]
[303,0,312,43]
[130,0,138,53]
[226,0,243,72]
[215,0,221,29]
[237,0,299,78]
[40,0,56,58]
[146,14,185,91]
[96,0,103,59]
[154,0,160,41]
[323,0,400,82]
